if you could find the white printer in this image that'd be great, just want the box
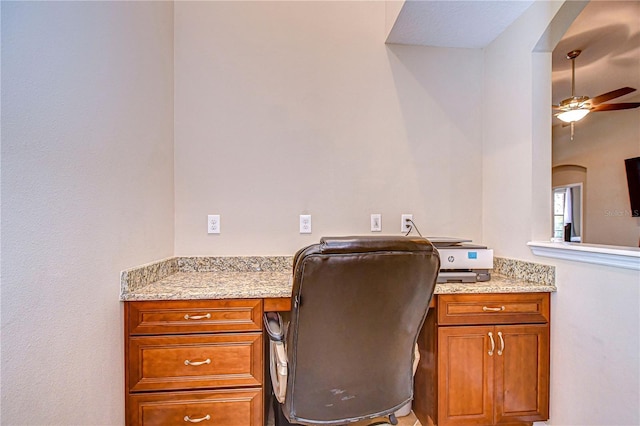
[429,237,494,283]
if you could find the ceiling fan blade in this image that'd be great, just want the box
[589,87,636,105]
[591,102,640,112]
[552,105,563,110]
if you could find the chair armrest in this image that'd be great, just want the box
[264,311,289,403]
[263,312,284,342]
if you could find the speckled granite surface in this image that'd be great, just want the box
[493,257,555,285]
[177,256,292,273]
[120,257,178,294]
[122,271,293,301]
[120,256,556,301]
[120,256,292,297]
[435,273,555,294]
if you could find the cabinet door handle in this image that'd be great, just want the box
[184,358,211,366]
[497,331,504,356]
[488,332,495,356]
[482,306,505,312]
[184,414,210,423]
[184,313,211,320]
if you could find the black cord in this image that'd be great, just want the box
[404,218,423,237]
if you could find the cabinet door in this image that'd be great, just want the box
[438,326,495,426]
[494,324,549,424]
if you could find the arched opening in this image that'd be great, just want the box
[551,1,640,247]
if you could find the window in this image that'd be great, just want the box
[552,184,582,242]
[553,189,565,239]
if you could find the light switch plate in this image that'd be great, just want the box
[371,214,382,232]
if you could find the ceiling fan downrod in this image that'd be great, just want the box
[568,50,581,142]
[567,50,581,98]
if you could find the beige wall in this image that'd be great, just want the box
[548,260,639,424]
[553,108,640,247]
[482,1,566,260]
[173,1,484,256]
[1,2,175,424]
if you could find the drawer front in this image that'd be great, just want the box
[127,388,262,426]
[437,293,550,325]
[129,333,262,392]
[127,299,262,335]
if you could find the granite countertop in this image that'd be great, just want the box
[122,271,293,301]
[120,256,556,302]
[435,274,556,294]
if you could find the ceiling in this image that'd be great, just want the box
[552,1,640,110]
[387,0,639,113]
[387,0,535,48]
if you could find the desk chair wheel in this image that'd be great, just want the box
[368,413,398,425]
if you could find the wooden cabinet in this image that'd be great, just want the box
[125,299,264,426]
[414,293,550,426]
[128,389,263,425]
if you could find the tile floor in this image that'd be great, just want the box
[396,411,422,426]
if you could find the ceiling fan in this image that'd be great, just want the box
[553,49,640,140]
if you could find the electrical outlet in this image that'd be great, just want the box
[401,214,413,233]
[371,214,382,232]
[208,214,220,234]
[300,215,312,234]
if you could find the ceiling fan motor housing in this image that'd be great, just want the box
[560,95,590,109]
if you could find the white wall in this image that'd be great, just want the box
[173,1,484,256]
[483,1,565,260]
[1,2,174,425]
[549,261,639,425]
[483,1,640,424]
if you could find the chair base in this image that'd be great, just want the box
[273,394,293,426]
[367,413,398,425]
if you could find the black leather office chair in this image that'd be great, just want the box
[264,236,440,425]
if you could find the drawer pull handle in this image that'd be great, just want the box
[482,306,505,312]
[497,331,504,356]
[488,332,495,356]
[184,414,210,423]
[184,313,211,320]
[184,358,211,366]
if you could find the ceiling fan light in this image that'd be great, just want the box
[557,108,590,123]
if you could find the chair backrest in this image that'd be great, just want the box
[283,236,440,425]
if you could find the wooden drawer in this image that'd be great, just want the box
[128,333,262,392]
[437,293,550,325]
[127,299,262,335]
[127,388,262,426]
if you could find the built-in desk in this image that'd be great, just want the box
[120,256,555,426]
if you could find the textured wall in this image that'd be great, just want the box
[1,2,174,424]
[173,1,484,256]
